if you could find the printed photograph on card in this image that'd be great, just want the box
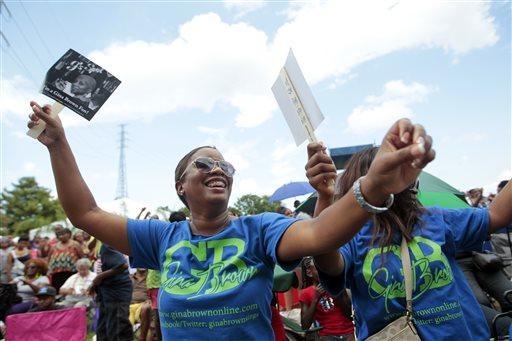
[40,49,121,120]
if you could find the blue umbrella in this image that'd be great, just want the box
[269,181,315,202]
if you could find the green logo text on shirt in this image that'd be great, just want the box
[160,238,257,299]
[362,236,453,312]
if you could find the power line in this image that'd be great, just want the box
[1,0,46,68]
[0,35,38,83]
[18,1,54,60]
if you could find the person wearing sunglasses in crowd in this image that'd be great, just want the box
[304,145,512,340]
[7,258,50,315]
[27,100,434,340]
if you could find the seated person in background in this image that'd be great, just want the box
[27,286,63,313]
[8,258,50,315]
[130,268,152,341]
[300,257,354,341]
[59,258,96,308]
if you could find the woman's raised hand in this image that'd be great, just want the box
[365,118,435,199]
[27,101,65,147]
[306,142,337,198]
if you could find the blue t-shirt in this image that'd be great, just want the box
[319,207,490,340]
[127,213,297,340]
[99,244,132,302]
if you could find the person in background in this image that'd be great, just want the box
[59,258,96,308]
[48,227,84,292]
[300,257,354,341]
[27,286,63,313]
[466,187,488,208]
[88,243,133,341]
[8,235,31,278]
[37,236,52,262]
[0,237,12,283]
[130,268,152,341]
[49,225,64,248]
[8,258,50,315]
[277,206,294,217]
[73,230,91,256]
[490,180,512,278]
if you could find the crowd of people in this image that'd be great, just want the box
[0,104,509,341]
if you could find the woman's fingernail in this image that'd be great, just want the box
[415,137,426,154]
[32,105,38,112]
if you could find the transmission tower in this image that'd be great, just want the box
[115,125,128,200]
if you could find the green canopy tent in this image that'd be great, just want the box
[272,264,297,292]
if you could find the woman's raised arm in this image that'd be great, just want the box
[28,101,130,254]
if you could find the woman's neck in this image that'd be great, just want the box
[189,211,231,236]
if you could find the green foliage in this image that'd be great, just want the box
[1,177,65,235]
[178,206,190,218]
[233,194,281,216]
[155,205,172,219]
[228,206,242,217]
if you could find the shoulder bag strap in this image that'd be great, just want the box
[401,236,413,317]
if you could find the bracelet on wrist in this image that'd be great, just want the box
[352,176,394,214]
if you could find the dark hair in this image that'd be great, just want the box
[276,206,288,215]
[335,147,424,249]
[174,146,217,208]
[498,180,509,191]
[18,235,29,242]
[294,200,301,209]
[60,228,72,236]
[169,211,187,223]
[301,257,316,289]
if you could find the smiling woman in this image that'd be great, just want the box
[27,98,438,340]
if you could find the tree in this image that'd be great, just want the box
[233,194,281,216]
[1,177,65,235]
[155,205,172,220]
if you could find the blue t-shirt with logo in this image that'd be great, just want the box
[127,213,297,340]
[319,207,490,340]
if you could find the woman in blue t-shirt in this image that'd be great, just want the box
[28,101,435,340]
[306,145,512,340]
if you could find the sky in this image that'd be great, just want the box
[1,0,511,214]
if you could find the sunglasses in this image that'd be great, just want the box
[180,157,235,180]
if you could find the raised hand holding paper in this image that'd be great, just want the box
[271,49,324,146]
[27,49,121,139]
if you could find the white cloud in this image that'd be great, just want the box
[272,1,498,83]
[346,80,432,134]
[87,13,276,128]
[2,1,498,129]
[327,73,357,90]
[23,162,36,172]
[270,139,305,186]
[197,126,225,135]
[1,75,45,122]
[223,0,266,17]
